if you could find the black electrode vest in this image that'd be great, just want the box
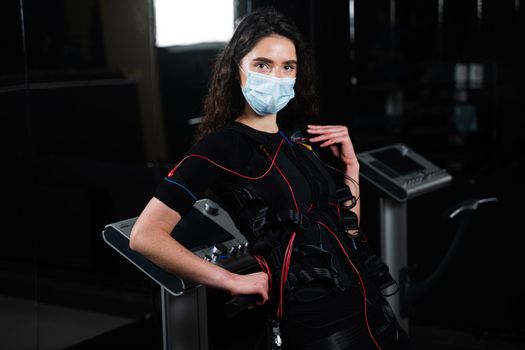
[217,122,400,350]
[217,123,376,308]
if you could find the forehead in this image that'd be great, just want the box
[243,35,297,62]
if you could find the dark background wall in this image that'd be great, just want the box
[1,0,523,349]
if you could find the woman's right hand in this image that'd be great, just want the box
[227,271,269,306]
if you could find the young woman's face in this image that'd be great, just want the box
[239,34,297,86]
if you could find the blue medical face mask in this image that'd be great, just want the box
[240,68,296,116]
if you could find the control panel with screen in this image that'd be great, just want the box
[357,144,452,201]
[102,199,256,296]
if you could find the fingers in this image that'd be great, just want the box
[307,125,349,142]
[255,272,269,304]
[307,124,348,133]
[319,136,350,148]
[308,130,348,143]
[307,126,347,133]
[306,124,357,166]
[237,271,269,305]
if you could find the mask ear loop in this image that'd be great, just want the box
[238,65,253,82]
[236,65,245,83]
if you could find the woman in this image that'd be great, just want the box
[130,7,409,350]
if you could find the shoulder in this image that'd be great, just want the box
[190,125,253,154]
[182,124,257,172]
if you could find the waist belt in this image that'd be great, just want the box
[300,322,400,350]
[301,325,367,350]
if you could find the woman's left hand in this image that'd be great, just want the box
[307,124,358,168]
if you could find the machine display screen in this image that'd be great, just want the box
[370,148,425,177]
[171,207,235,251]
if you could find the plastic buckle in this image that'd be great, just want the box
[336,186,353,204]
[271,320,282,349]
[342,210,359,231]
[251,209,267,232]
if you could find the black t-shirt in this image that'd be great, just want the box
[155,121,319,216]
[153,121,397,347]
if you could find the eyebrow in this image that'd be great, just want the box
[252,57,298,65]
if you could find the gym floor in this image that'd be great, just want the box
[2,294,524,350]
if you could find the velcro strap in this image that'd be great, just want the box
[299,244,332,259]
[299,267,335,283]
[303,325,366,350]
[276,209,310,231]
[233,187,253,206]
[250,208,268,232]
[336,186,354,204]
[232,187,269,240]
[342,209,359,231]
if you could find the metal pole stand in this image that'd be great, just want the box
[161,285,209,350]
[379,197,409,333]
[357,143,453,335]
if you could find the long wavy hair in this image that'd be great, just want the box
[195,7,319,142]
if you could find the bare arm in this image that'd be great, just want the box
[129,197,269,303]
[307,124,361,234]
[343,163,360,234]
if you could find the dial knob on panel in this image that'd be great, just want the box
[204,201,219,216]
[228,246,238,256]
[239,242,249,253]
[211,243,229,258]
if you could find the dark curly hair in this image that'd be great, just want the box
[195,7,319,142]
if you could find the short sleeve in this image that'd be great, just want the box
[154,129,252,215]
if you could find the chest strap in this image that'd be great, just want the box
[274,209,310,232]
[231,186,269,241]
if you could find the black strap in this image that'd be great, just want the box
[295,244,346,291]
[232,186,269,241]
[342,209,359,231]
[336,185,356,208]
[298,243,332,257]
[275,209,310,231]
[363,254,398,292]
[302,325,367,350]
[299,267,337,283]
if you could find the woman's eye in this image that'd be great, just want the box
[255,63,270,71]
[284,65,295,72]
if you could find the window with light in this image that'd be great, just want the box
[154,0,235,47]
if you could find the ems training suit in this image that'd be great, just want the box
[155,121,409,350]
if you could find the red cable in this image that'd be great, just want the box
[272,161,300,212]
[316,220,383,350]
[255,255,272,294]
[167,139,285,180]
[167,136,303,322]
[261,149,302,319]
[168,135,380,344]
[277,231,296,319]
[166,139,287,315]
[306,203,314,214]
